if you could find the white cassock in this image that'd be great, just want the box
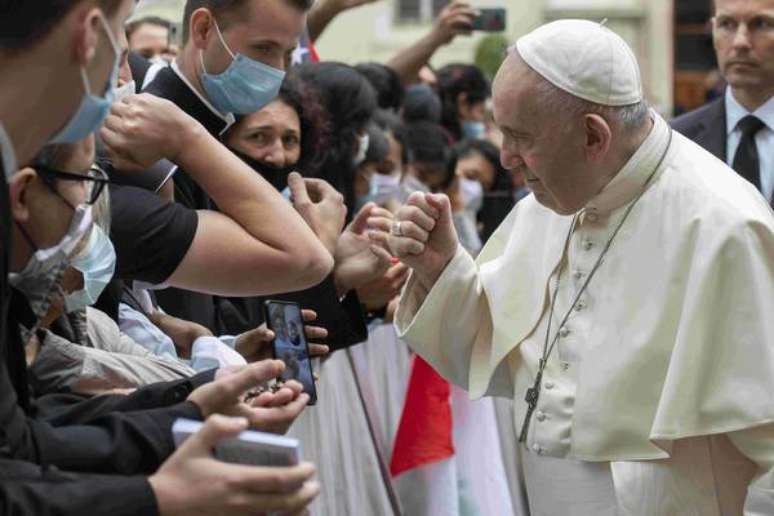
[395,114,774,515]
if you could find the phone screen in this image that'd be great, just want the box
[472,8,506,32]
[264,301,317,405]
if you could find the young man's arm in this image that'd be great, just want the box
[101,94,335,296]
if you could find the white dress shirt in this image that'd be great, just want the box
[396,114,774,514]
[725,88,774,201]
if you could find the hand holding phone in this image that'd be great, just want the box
[264,300,318,405]
[471,8,506,32]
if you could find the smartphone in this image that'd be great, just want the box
[471,8,506,32]
[263,300,317,405]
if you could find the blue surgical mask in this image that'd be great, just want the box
[64,224,116,313]
[200,20,286,115]
[51,12,121,144]
[462,121,486,140]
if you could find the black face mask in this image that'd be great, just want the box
[230,149,299,192]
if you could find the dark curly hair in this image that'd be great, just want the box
[297,62,377,215]
[355,62,404,112]
[276,73,330,174]
[436,64,491,142]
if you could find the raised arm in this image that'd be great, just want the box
[307,0,382,42]
[101,94,334,296]
[386,2,476,85]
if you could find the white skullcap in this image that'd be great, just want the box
[515,19,643,106]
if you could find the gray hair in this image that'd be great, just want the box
[530,72,650,132]
[510,47,651,132]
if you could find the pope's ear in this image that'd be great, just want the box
[8,168,37,224]
[582,113,612,163]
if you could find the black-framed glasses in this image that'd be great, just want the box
[35,164,109,206]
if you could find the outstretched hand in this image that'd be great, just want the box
[333,202,394,296]
[189,360,309,435]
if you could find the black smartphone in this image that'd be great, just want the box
[471,8,506,32]
[263,300,317,405]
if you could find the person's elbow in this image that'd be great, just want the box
[293,242,334,289]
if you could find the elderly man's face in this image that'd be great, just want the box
[492,54,588,215]
[713,0,774,93]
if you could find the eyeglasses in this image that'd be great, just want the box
[35,163,109,206]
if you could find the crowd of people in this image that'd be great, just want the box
[0,0,772,515]
[0,0,524,514]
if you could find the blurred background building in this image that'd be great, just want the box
[134,0,718,117]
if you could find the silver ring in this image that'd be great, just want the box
[391,221,403,237]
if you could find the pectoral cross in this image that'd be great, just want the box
[518,361,544,443]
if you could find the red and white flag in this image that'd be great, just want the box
[390,355,515,515]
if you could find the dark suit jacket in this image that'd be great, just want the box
[672,96,774,208]
[671,97,728,162]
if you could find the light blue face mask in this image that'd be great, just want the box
[64,224,116,313]
[462,121,486,140]
[200,20,286,115]
[51,12,121,144]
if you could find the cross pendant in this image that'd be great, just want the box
[518,367,543,443]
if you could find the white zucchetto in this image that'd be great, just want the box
[516,19,643,107]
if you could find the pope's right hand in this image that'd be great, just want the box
[372,192,459,289]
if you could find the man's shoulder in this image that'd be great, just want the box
[662,134,772,232]
[670,97,725,138]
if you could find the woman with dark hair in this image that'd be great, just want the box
[296,62,378,216]
[224,74,329,191]
[436,63,491,141]
[454,138,520,244]
[402,120,457,194]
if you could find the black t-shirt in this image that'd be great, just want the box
[110,183,198,285]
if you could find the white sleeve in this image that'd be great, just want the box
[394,245,511,396]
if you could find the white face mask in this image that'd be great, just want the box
[113,80,137,103]
[10,205,93,317]
[353,133,370,166]
[459,177,484,213]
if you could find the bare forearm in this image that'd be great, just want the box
[386,32,445,85]
[175,128,332,274]
[307,0,344,42]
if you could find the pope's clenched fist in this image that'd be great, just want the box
[370,192,459,290]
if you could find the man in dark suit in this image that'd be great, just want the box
[672,0,774,206]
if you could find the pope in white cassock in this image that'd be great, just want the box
[383,19,774,515]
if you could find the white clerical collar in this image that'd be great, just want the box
[585,111,671,214]
[0,122,18,182]
[725,87,774,135]
[170,60,235,132]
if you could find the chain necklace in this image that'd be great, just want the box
[518,129,673,444]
